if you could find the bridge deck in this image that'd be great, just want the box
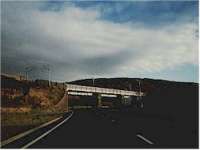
[66,84,145,96]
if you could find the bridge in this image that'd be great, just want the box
[66,84,145,97]
[62,84,146,111]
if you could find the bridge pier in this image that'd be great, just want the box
[131,96,143,109]
[137,96,144,108]
[93,93,102,108]
[131,96,137,106]
[114,95,123,109]
[97,94,102,108]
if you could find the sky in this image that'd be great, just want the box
[1,1,199,83]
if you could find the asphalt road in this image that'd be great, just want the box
[2,108,198,148]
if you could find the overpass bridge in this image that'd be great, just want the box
[66,84,145,97]
[63,84,146,111]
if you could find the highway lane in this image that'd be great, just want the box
[2,108,197,148]
[27,109,156,148]
[2,112,73,148]
[22,109,150,148]
[29,108,197,148]
[22,111,74,148]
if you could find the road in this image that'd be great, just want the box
[28,109,151,148]
[2,108,198,148]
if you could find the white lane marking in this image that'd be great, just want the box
[1,117,62,147]
[22,111,74,149]
[136,134,154,145]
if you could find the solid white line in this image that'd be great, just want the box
[21,111,74,149]
[1,117,62,147]
[136,134,154,145]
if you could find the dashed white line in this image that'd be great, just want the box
[136,134,154,145]
[22,111,74,149]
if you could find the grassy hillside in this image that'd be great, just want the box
[1,75,65,108]
[1,75,66,141]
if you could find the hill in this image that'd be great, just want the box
[69,77,198,134]
[1,75,198,142]
[1,75,66,140]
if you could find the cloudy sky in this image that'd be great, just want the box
[1,1,199,82]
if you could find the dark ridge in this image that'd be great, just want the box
[68,77,198,93]
[69,77,198,136]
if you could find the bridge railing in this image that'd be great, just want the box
[66,83,145,96]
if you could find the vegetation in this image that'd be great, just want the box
[1,109,65,141]
[1,75,66,141]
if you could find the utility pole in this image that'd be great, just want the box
[136,79,143,108]
[25,67,33,81]
[92,78,95,86]
[47,66,51,87]
[129,83,132,91]
[44,64,51,87]
[139,80,141,98]
[136,79,141,99]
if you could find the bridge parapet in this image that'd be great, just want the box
[65,83,145,96]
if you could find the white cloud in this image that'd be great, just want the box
[2,2,198,81]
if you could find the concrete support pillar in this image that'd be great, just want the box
[140,98,144,109]
[121,95,125,107]
[97,94,102,108]
[115,95,123,109]
[93,93,102,108]
[137,96,144,109]
[131,96,137,106]
[129,95,143,109]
